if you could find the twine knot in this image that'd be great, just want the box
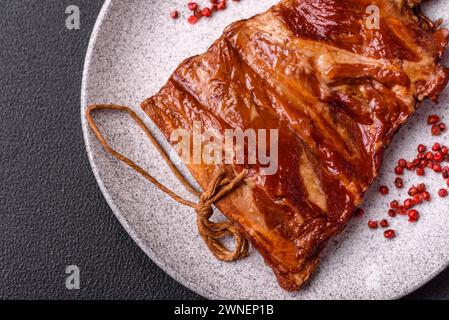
[195,167,249,261]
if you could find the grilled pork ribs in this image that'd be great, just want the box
[142,0,449,291]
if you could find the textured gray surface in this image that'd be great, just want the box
[0,0,448,299]
[0,0,199,300]
[83,0,449,299]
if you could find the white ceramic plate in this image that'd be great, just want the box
[81,0,449,299]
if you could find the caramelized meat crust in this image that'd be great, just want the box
[142,0,449,290]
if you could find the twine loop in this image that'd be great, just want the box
[195,167,249,261]
[85,104,249,262]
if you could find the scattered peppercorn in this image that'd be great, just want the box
[418,144,426,153]
[432,124,441,136]
[408,187,418,196]
[368,220,378,229]
[397,158,407,168]
[413,194,423,204]
[408,209,419,222]
[188,2,198,10]
[432,142,441,151]
[379,185,389,195]
[442,146,448,155]
[404,198,414,209]
[181,0,238,24]
[416,167,425,176]
[438,188,448,198]
[201,7,212,17]
[388,209,397,217]
[217,1,227,10]
[384,229,396,239]
[394,177,403,189]
[187,15,199,24]
[434,152,443,162]
[443,166,449,179]
[395,166,404,175]
[417,183,426,192]
[390,200,399,208]
[428,115,441,125]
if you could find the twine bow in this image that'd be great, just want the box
[85,104,249,262]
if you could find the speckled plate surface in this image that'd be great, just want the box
[81,0,449,299]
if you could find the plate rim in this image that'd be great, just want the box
[80,0,226,300]
[80,0,449,300]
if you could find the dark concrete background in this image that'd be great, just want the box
[0,0,447,300]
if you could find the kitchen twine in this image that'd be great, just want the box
[85,104,249,261]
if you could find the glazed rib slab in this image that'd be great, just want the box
[142,0,449,291]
